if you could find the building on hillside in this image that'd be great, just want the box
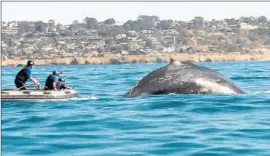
[2,27,18,34]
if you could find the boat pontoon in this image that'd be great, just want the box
[1,88,77,102]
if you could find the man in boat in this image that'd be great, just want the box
[56,78,71,90]
[14,60,40,90]
[44,71,61,90]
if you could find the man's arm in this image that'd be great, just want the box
[29,77,40,85]
[52,76,58,90]
[53,82,57,90]
[26,69,40,85]
[62,83,71,89]
[65,84,71,89]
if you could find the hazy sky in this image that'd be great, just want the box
[2,2,270,24]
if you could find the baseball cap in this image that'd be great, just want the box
[53,71,61,76]
[27,60,35,66]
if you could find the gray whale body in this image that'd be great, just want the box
[124,60,245,98]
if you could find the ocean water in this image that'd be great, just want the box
[1,61,270,156]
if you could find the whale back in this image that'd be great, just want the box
[124,61,245,97]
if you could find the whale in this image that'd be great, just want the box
[124,59,245,98]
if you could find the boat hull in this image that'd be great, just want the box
[1,89,77,102]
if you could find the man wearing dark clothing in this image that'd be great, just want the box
[14,60,40,90]
[44,71,61,90]
[56,78,71,90]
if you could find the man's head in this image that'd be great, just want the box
[58,77,65,82]
[52,71,61,76]
[27,60,35,68]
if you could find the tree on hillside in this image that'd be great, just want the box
[17,21,31,34]
[145,38,154,48]
[104,18,116,25]
[250,27,265,37]
[193,16,204,29]
[138,15,159,23]
[156,20,174,30]
[225,18,239,26]
[56,23,63,31]
[248,31,261,41]
[123,20,141,31]
[84,17,98,29]
[239,16,258,25]
[97,24,107,36]
[97,47,104,53]
[70,20,80,30]
[136,15,160,30]
[106,25,126,37]
[257,16,268,24]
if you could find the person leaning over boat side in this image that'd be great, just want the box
[44,71,60,90]
[14,60,40,90]
[56,78,71,90]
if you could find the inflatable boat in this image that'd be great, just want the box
[1,88,77,102]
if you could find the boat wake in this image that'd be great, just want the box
[75,94,98,100]
[249,90,270,95]
[263,90,270,94]
[45,95,98,102]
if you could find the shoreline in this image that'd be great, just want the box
[2,52,270,67]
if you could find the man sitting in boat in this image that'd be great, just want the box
[44,71,61,90]
[56,78,71,90]
[14,60,40,90]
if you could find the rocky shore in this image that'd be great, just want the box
[2,51,270,67]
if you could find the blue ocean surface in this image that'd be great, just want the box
[1,61,270,156]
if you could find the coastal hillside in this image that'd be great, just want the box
[2,15,270,66]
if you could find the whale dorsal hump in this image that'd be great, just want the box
[170,58,175,63]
